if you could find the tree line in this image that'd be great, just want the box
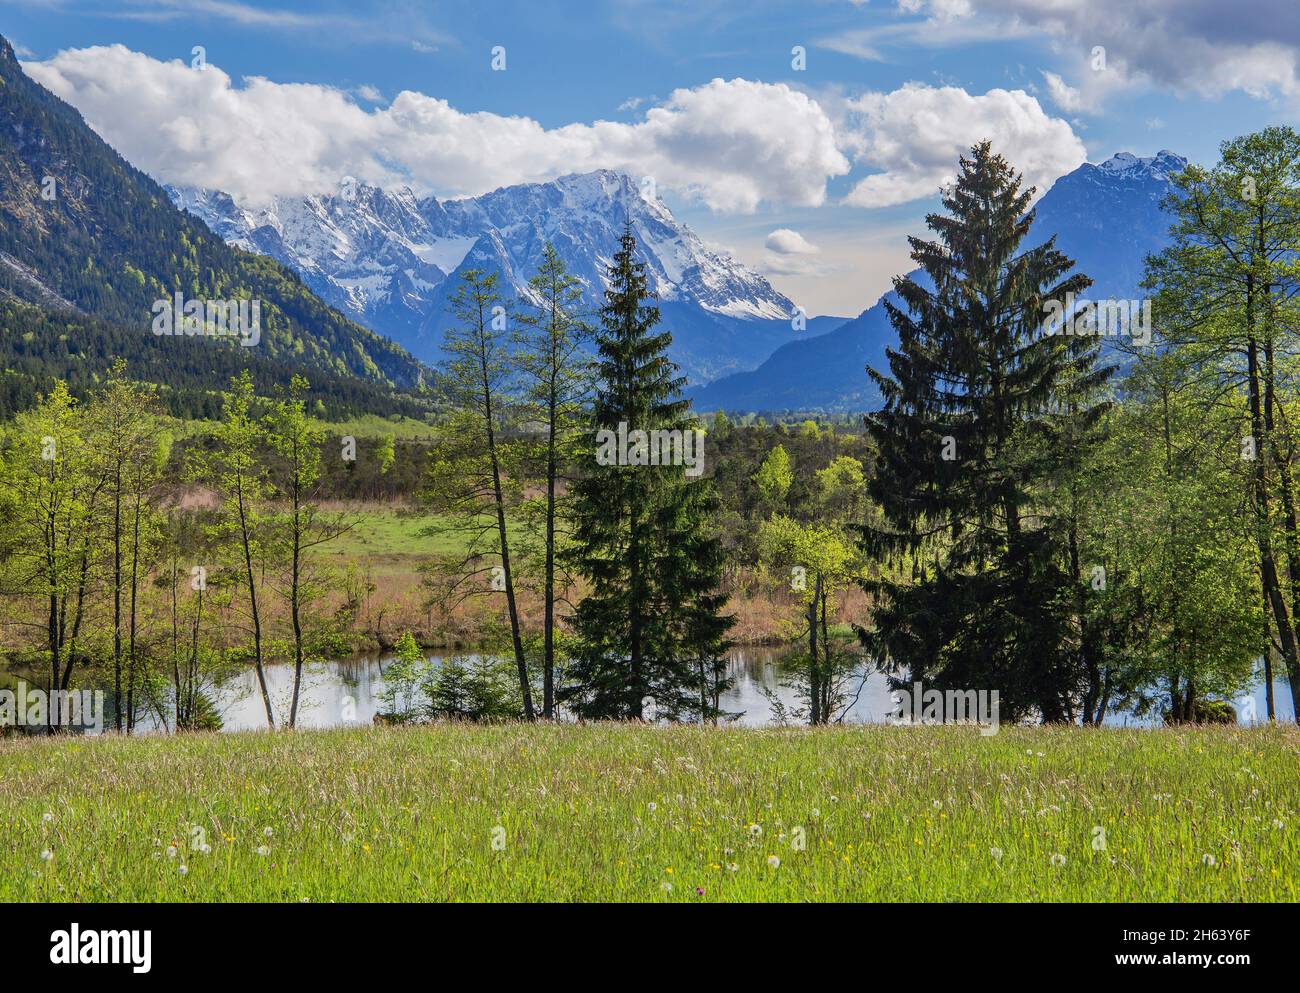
[3,126,1298,732]
[860,130,1300,726]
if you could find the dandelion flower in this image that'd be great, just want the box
[767,855,781,869]
[39,849,52,862]
[1050,853,1066,867]
[199,844,212,855]
[660,881,673,893]
[165,846,177,858]
[256,845,270,857]
[748,824,762,839]
[42,811,53,824]
[177,864,188,876]
[263,827,274,838]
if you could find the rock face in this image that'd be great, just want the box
[169,170,822,384]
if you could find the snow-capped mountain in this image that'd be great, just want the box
[689,150,1189,413]
[169,170,827,383]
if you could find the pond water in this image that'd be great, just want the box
[183,648,1295,732]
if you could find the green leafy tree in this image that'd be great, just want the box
[0,381,105,724]
[758,514,866,723]
[754,444,793,509]
[1144,126,1300,721]
[423,269,534,720]
[85,361,163,731]
[514,243,594,718]
[190,371,275,728]
[265,375,352,728]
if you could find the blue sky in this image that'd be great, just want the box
[5,0,1298,315]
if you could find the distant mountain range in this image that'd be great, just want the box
[689,150,1187,413]
[169,171,846,384]
[0,34,426,417]
[0,25,1190,418]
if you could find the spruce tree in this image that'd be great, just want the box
[862,142,1110,722]
[562,225,733,721]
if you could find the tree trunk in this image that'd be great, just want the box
[237,479,275,729]
[808,573,821,725]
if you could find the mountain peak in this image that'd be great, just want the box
[172,170,797,379]
[1095,149,1187,181]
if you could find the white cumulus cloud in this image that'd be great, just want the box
[879,0,1300,110]
[840,83,1086,207]
[22,46,849,213]
[765,229,820,255]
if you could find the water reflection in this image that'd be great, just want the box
[188,649,1294,732]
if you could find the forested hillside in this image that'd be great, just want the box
[0,35,425,402]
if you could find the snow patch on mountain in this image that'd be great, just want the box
[169,170,798,379]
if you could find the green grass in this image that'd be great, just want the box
[310,413,436,441]
[326,508,536,576]
[329,509,462,559]
[2,723,1297,902]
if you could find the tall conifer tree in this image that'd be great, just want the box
[563,226,733,721]
[862,142,1110,721]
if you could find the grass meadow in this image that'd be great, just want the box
[1,722,1297,902]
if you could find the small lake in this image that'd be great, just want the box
[189,648,1295,732]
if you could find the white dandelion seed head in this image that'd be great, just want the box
[1202,854,1216,867]
[256,845,270,857]
[989,847,1003,861]
[42,811,53,823]
[177,864,188,875]
[263,827,274,838]
[647,802,657,812]
[39,849,52,862]
[165,846,177,858]
[1050,853,1066,867]
[767,855,781,869]
[749,824,762,838]
[661,881,673,893]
